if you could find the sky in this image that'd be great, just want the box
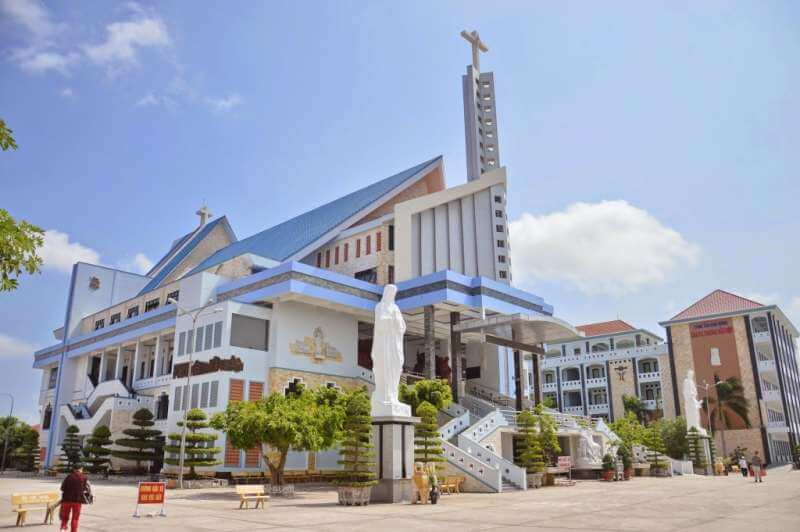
[1,1,799,423]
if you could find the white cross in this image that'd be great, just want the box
[460,30,489,72]
[196,205,213,226]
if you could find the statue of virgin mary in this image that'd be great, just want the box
[370,284,411,417]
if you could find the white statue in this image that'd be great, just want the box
[683,369,707,436]
[371,285,411,417]
[577,429,603,465]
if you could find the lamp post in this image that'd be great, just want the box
[168,298,222,489]
[698,380,724,434]
[0,393,14,474]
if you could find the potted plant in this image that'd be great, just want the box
[414,402,447,502]
[617,444,633,480]
[427,465,440,504]
[536,405,561,487]
[515,410,545,488]
[601,453,615,481]
[334,389,377,506]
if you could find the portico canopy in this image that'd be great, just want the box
[454,313,581,352]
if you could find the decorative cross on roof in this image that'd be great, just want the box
[460,30,489,72]
[196,204,213,227]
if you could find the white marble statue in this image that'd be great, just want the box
[577,429,603,465]
[683,369,707,436]
[371,284,411,417]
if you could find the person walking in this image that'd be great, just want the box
[750,451,764,483]
[60,466,89,532]
[738,456,748,478]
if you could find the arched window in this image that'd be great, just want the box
[591,343,609,353]
[616,339,634,349]
[156,394,169,420]
[42,404,52,430]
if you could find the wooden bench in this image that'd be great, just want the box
[440,476,465,494]
[10,492,59,527]
[236,485,268,509]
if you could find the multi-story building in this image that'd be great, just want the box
[542,320,675,421]
[660,290,800,464]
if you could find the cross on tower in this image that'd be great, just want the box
[196,204,213,227]
[460,29,489,72]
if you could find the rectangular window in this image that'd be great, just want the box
[213,321,222,348]
[174,386,182,411]
[325,249,330,268]
[204,324,213,350]
[148,358,155,377]
[316,252,322,267]
[48,367,58,389]
[178,332,186,356]
[495,210,503,218]
[209,381,219,407]
[344,243,349,262]
[574,347,581,355]
[356,239,361,258]
[183,386,189,411]
[201,382,210,408]
[497,240,505,248]
[186,329,194,354]
[498,270,508,279]
[388,265,394,284]
[388,225,395,250]
[355,268,377,284]
[376,231,382,252]
[191,383,200,409]
[366,235,371,255]
[334,246,339,265]
[195,326,204,352]
[110,313,121,325]
[127,306,139,319]
[498,255,506,263]
[496,224,504,233]
[166,290,179,303]
[230,315,269,351]
[94,319,105,331]
[144,298,160,312]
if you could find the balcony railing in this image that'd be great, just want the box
[542,382,557,392]
[638,371,661,382]
[758,359,776,373]
[542,343,668,369]
[585,377,607,388]
[753,331,771,344]
[588,403,609,414]
[642,399,663,410]
[561,379,582,391]
[563,405,584,415]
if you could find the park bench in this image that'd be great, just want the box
[236,485,269,509]
[10,491,59,527]
[440,476,465,494]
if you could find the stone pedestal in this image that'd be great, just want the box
[370,415,419,504]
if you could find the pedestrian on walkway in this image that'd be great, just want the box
[738,456,748,478]
[60,465,90,532]
[750,451,764,483]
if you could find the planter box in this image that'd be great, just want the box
[527,473,544,489]
[338,486,373,506]
[601,470,614,481]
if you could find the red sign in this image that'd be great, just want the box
[137,482,166,504]
[690,319,733,338]
[557,456,572,469]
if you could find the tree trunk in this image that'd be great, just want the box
[266,449,288,486]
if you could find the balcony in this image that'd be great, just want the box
[638,371,661,383]
[763,388,782,403]
[585,377,607,388]
[542,382,557,392]
[561,379,582,391]
[753,331,771,344]
[766,420,788,432]
[758,359,776,373]
[587,403,609,414]
[642,399,663,410]
[564,406,584,415]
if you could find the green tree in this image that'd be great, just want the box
[16,427,40,472]
[211,386,345,486]
[111,408,163,472]
[687,427,707,469]
[0,209,44,292]
[333,388,377,488]
[0,119,17,151]
[704,377,750,456]
[414,401,446,470]
[399,379,452,415]
[608,412,648,449]
[514,410,545,473]
[541,396,557,409]
[623,395,646,424]
[642,424,667,468]
[82,425,113,475]
[165,409,221,479]
[58,425,83,472]
[535,404,560,466]
[656,416,689,459]
[0,416,29,468]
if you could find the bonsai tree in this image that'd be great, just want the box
[535,404,561,466]
[601,453,615,480]
[414,401,446,472]
[643,425,667,469]
[399,379,452,415]
[687,427,707,470]
[58,425,83,472]
[608,412,647,450]
[657,416,689,459]
[514,410,545,474]
[16,426,40,472]
[82,425,113,475]
[333,388,377,493]
[211,385,345,486]
[541,396,557,409]
[111,408,163,473]
[617,443,632,477]
[165,408,221,479]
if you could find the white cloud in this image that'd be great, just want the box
[205,93,243,112]
[40,230,101,273]
[0,332,36,358]
[59,86,75,99]
[743,292,780,305]
[136,92,160,107]
[84,16,171,69]
[509,200,699,295]
[11,48,78,75]
[119,253,154,274]
[0,0,57,39]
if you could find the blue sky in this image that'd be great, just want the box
[1,1,799,422]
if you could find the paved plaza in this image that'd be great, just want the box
[1,467,798,531]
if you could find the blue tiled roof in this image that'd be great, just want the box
[186,156,442,277]
[139,216,231,294]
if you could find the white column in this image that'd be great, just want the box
[114,345,123,380]
[131,340,141,386]
[154,335,162,377]
[98,351,107,384]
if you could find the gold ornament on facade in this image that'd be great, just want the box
[289,327,343,364]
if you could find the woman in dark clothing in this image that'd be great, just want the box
[60,466,88,532]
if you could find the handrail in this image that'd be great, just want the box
[441,440,501,491]
[458,410,527,490]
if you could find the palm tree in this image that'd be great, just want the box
[704,377,750,457]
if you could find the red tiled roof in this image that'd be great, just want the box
[669,290,764,321]
[575,320,636,337]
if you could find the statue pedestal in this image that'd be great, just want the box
[370,415,419,503]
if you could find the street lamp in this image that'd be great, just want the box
[697,380,724,434]
[168,298,222,489]
[0,393,14,474]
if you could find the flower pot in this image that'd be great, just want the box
[623,468,632,480]
[543,473,555,487]
[527,472,544,489]
[601,470,614,481]
[337,486,372,506]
